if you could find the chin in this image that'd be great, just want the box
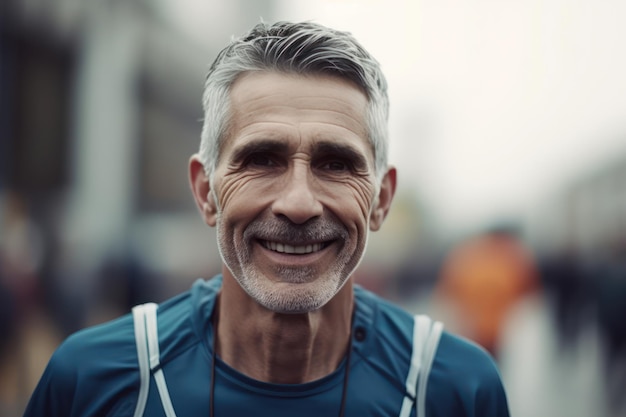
[244,277,342,314]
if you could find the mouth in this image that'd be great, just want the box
[260,240,330,255]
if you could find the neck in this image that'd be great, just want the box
[215,274,354,384]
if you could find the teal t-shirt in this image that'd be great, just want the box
[24,276,509,417]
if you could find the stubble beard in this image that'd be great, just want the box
[215,214,366,313]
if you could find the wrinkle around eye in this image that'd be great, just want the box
[315,163,372,178]
[227,156,284,175]
[319,160,349,171]
[247,154,277,167]
[218,170,271,205]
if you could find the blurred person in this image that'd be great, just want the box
[594,261,626,415]
[434,227,539,357]
[0,264,18,416]
[540,252,590,351]
[24,21,509,417]
[0,194,61,416]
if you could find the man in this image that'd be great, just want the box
[24,21,510,416]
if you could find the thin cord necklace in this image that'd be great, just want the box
[209,316,354,417]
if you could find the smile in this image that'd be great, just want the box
[261,240,327,254]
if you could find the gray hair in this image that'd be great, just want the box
[199,21,389,180]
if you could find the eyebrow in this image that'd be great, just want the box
[229,138,370,170]
[230,139,290,163]
[314,141,369,170]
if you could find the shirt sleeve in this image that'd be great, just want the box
[23,341,79,417]
[23,310,144,417]
[473,358,510,417]
[427,331,511,417]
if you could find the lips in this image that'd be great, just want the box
[260,240,327,254]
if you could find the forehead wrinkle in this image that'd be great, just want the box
[232,88,366,123]
[290,93,365,109]
[236,103,365,128]
[226,72,372,165]
[231,117,367,147]
[297,119,367,141]
[288,96,367,129]
[233,120,299,135]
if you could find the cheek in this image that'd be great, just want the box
[350,181,377,218]
[323,182,376,229]
[217,175,273,217]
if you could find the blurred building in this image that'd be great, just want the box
[1,0,282,310]
[1,0,276,413]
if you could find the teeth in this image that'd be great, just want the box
[263,241,323,254]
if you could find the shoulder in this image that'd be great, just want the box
[24,281,212,417]
[56,283,199,373]
[353,286,509,416]
[52,277,217,380]
[429,332,510,416]
[54,313,137,378]
[434,332,505,389]
[23,313,140,416]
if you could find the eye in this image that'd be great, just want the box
[247,154,276,167]
[322,160,349,171]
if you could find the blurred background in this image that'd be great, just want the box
[1,0,625,415]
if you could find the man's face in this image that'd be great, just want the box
[199,71,392,313]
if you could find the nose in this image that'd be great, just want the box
[271,163,323,224]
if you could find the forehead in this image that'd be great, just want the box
[230,70,368,110]
[225,71,370,150]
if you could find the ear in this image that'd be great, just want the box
[369,167,397,231]
[189,154,218,227]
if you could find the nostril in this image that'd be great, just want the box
[271,186,323,225]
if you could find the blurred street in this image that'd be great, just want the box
[2,1,626,416]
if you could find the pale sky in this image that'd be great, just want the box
[276,0,626,236]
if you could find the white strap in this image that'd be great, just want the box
[145,303,160,371]
[132,303,178,417]
[417,320,443,417]
[398,315,443,417]
[132,304,152,417]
